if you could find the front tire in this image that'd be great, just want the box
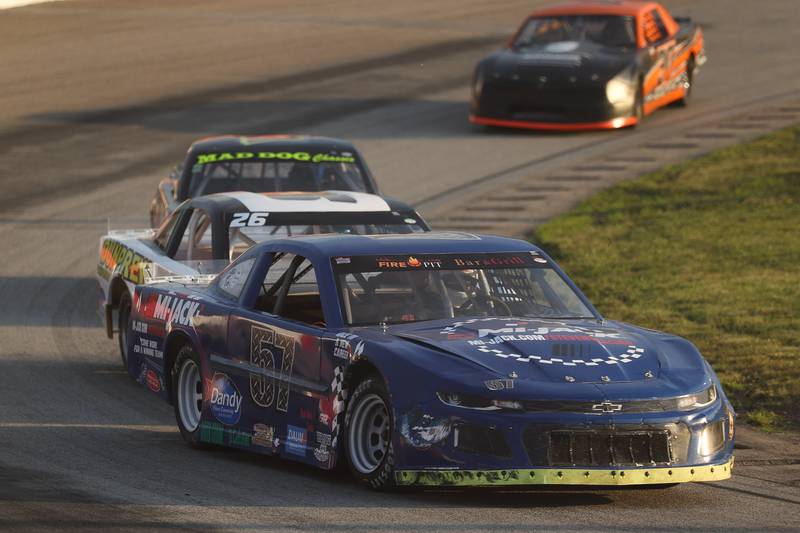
[344,376,396,490]
[632,79,644,126]
[118,291,132,370]
[172,346,206,447]
[677,57,695,106]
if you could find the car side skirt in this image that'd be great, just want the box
[395,457,733,486]
[470,114,638,131]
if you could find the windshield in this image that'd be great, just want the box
[188,151,369,197]
[513,15,636,49]
[333,252,594,326]
[228,212,427,260]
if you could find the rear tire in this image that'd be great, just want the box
[172,345,207,448]
[344,376,396,490]
[118,291,132,371]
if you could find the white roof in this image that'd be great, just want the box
[220,191,391,213]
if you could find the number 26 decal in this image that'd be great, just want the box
[231,212,270,228]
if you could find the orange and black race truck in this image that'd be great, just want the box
[470,1,705,131]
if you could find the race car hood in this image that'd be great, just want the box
[479,41,634,84]
[387,317,708,393]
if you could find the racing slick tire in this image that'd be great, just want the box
[344,376,396,490]
[676,57,695,107]
[172,345,208,448]
[118,291,132,370]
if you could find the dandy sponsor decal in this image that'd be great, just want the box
[100,240,149,284]
[333,332,365,361]
[208,373,243,425]
[195,151,355,166]
[286,425,308,456]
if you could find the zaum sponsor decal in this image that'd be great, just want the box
[195,151,355,165]
[100,240,149,284]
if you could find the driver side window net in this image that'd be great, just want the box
[255,253,324,326]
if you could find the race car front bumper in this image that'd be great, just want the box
[470,114,637,131]
[394,388,735,487]
[470,77,637,131]
[396,457,733,486]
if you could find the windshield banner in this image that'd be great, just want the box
[195,151,356,166]
[331,252,548,272]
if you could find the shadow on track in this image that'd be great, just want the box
[27,99,566,141]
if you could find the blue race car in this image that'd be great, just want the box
[127,232,734,489]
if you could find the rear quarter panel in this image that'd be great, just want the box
[128,284,229,403]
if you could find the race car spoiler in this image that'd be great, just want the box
[144,274,217,286]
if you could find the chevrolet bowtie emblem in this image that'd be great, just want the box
[591,400,623,413]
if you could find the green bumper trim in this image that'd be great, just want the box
[395,457,734,486]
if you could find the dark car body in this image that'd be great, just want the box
[126,233,734,488]
[470,1,705,131]
[150,135,379,227]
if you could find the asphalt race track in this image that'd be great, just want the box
[0,1,799,531]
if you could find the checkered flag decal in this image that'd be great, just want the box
[330,366,347,450]
[476,344,645,366]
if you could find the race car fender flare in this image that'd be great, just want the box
[161,328,201,404]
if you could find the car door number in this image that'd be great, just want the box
[249,325,295,412]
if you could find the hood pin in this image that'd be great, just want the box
[508,371,518,379]
[644,370,654,379]
[601,376,611,382]
[564,375,576,383]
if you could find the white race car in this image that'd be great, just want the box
[96,190,429,365]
